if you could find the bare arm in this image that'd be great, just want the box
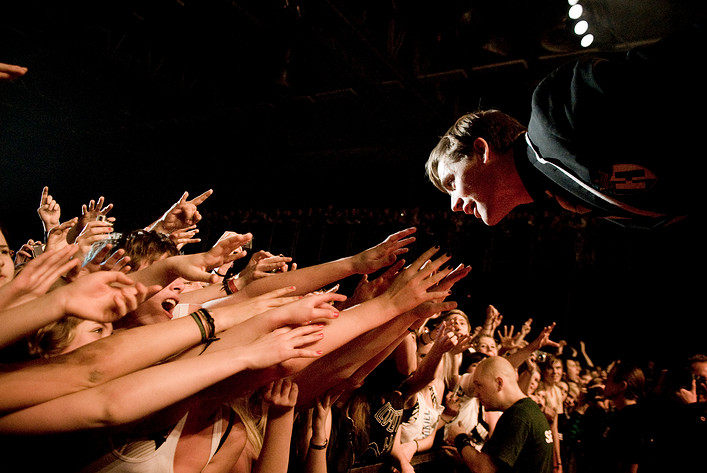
[0,325,323,434]
[0,286,308,412]
[240,227,417,298]
[253,379,299,473]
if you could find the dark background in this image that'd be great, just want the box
[1,1,704,368]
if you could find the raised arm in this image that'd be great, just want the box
[0,324,324,434]
[128,233,251,289]
[291,249,470,406]
[0,286,318,413]
[398,321,457,404]
[0,244,79,309]
[505,322,560,369]
[253,379,300,473]
[239,227,418,298]
[0,270,151,350]
[146,189,213,235]
[36,186,61,238]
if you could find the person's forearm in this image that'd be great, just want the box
[0,314,206,412]
[293,312,416,407]
[0,290,66,349]
[241,257,357,298]
[126,256,179,288]
[254,410,295,473]
[180,282,226,305]
[304,409,331,473]
[458,442,498,473]
[505,342,538,369]
[400,347,445,399]
[0,345,255,434]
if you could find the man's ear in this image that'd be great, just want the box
[473,137,490,163]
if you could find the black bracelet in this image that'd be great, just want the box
[190,312,208,343]
[194,309,220,354]
[454,433,472,454]
[309,438,328,450]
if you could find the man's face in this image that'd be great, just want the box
[544,360,564,384]
[437,154,507,226]
[473,371,500,411]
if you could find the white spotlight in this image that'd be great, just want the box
[574,20,589,35]
[581,34,594,47]
[568,0,580,5]
[569,4,583,19]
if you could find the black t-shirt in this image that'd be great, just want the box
[482,397,554,473]
[602,404,650,473]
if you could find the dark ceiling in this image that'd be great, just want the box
[0,0,701,235]
[1,1,705,364]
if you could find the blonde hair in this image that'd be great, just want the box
[27,316,83,358]
[230,392,267,456]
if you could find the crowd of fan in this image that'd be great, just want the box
[1,185,704,473]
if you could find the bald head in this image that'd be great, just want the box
[474,356,526,411]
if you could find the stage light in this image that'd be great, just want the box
[574,20,588,35]
[569,4,583,19]
[581,34,594,47]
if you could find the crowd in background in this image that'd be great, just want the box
[0,184,704,473]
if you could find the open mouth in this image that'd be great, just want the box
[161,298,178,318]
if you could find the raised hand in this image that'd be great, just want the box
[37,186,61,234]
[350,227,417,274]
[339,258,406,310]
[243,324,325,371]
[235,251,294,288]
[168,225,200,250]
[429,321,459,355]
[380,247,455,315]
[207,286,310,330]
[74,219,116,262]
[150,189,213,234]
[46,218,78,252]
[261,378,299,415]
[527,322,560,353]
[59,271,156,323]
[498,324,524,353]
[263,290,346,328]
[68,246,132,281]
[167,233,252,284]
[67,196,114,244]
[0,245,80,308]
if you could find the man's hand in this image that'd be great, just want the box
[149,189,213,234]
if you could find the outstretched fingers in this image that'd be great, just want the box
[284,324,326,357]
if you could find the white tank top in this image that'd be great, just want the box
[79,408,227,473]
